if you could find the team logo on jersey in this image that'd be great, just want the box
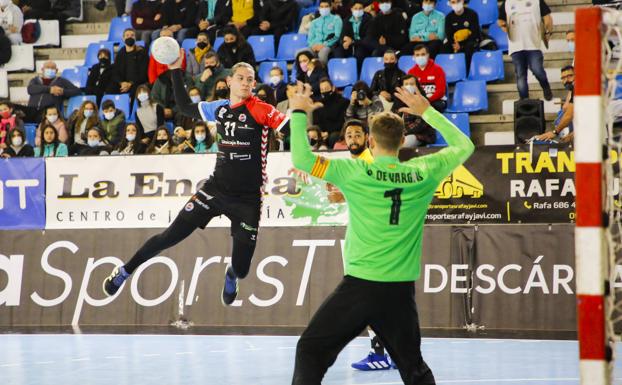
[185,202,195,211]
[239,113,247,122]
[464,21,470,27]
[218,108,226,119]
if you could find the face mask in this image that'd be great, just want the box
[321,91,332,99]
[384,62,396,70]
[309,138,318,146]
[422,3,434,12]
[404,85,416,94]
[299,62,308,72]
[0,111,10,119]
[348,143,365,155]
[47,114,58,123]
[156,139,168,146]
[84,110,94,118]
[125,37,136,47]
[352,9,364,18]
[196,42,208,50]
[126,133,136,142]
[99,57,110,66]
[104,111,115,120]
[415,55,429,67]
[568,41,575,53]
[137,93,149,102]
[190,95,202,103]
[224,41,236,48]
[215,89,228,98]
[43,68,56,79]
[319,7,331,17]
[564,82,574,91]
[12,137,23,147]
[270,76,281,86]
[88,139,100,148]
[379,2,391,13]
[451,2,463,12]
[195,133,206,142]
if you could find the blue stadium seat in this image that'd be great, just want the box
[181,38,196,52]
[435,53,466,83]
[328,58,357,87]
[469,0,498,26]
[614,75,622,99]
[85,42,115,67]
[214,37,224,52]
[128,99,139,122]
[100,94,131,118]
[61,66,88,88]
[298,6,318,28]
[258,61,288,83]
[108,16,132,44]
[342,85,353,100]
[360,57,384,86]
[488,24,508,53]
[446,80,488,113]
[435,113,470,145]
[435,0,452,15]
[65,95,97,118]
[24,123,37,146]
[276,33,307,61]
[165,121,174,134]
[248,35,275,62]
[398,55,415,73]
[468,50,504,82]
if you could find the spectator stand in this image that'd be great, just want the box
[31,20,61,48]
[0,69,7,99]
[435,0,453,15]
[360,57,384,86]
[327,58,357,88]
[469,0,498,26]
[24,123,37,146]
[108,16,132,45]
[398,56,415,73]
[433,113,470,145]
[65,95,97,119]
[2,45,36,72]
[487,24,509,53]
[446,80,488,113]
[214,37,224,52]
[435,53,467,83]
[248,35,275,62]
[62,66,89,89]
[468,50,504,82]
[84,42,115,67]
[275,33,307,61]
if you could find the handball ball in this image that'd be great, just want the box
[152,37,181,65]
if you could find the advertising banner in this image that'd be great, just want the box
[0,157,45,230]
[0,225,577,332]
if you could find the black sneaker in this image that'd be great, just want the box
[543,86,553,101]
[103,266,129,296]
[221,264,239,306]
[94,0,106,11]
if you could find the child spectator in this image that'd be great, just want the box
[135,84,164,140]
[146,126,179,154]
[67,100,101,155]
[180,121,217,153]
[1,128,34,157]
[75,127,111,156]
[100,99,127,146]
[36,105,68,146]
[0,101,24,150]
[113,122,147,154]
[34,124,68,157]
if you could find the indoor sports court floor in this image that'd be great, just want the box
[1,334,620,385]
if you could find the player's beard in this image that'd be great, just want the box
[348,143,365,155]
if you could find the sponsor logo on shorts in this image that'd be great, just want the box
[240,222,258,232]
[185,202,194,211]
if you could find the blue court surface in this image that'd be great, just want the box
[0,335,620,385]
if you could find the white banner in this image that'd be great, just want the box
[45,153,349,229]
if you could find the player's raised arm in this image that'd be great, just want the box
[289,83,323,174]
[395,86,475,179]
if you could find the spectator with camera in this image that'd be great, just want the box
[408,44,447,112]
[346,81,383,126]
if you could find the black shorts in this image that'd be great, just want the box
[178,181,261,244]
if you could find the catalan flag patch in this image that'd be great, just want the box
[310,156,330,179]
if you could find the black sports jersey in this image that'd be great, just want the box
[199,96,288,196]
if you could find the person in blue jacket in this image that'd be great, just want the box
[307,0,342,65]
[34,124,68,157]
[405,0,445,57]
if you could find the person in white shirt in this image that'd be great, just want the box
[0,0,24,44]
[498,0,553,101]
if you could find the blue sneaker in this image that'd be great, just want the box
[221,264,238,306]
[103,266,129,296]
[351,352,392,371]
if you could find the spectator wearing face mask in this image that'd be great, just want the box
[0,0,24,44]
[307,125,329,151]
[36,105,68,146]
[0,101,24,151]
[366,0,408,56]
[150,0,198,44]
[307,0,342,65]
[406,0,444,57]
[27,61,80,122]
[131,0,163,47]
[267,66,287,104]
[146,126,179,154]
[1,128,33,158]
[75,127,111,156]
[331,0,373,70]
[100,99,127,146]
[254,0,298,49]
[210,79,229,101]
[408,44,447,112]
[175,86,202,131]
[67,101,101,155]
[536,65,575,143]
[217,26,256,69]
[445,0,480,72]
[34,124,68,157]
[193,52,231,99]
[313,77,349,148]
[186,32,212,77]
[392,74,436,147]
[295,51,327,99]
[346,81,384,126]
[180,121,217,153]
[370,50,405,107]
[134,84,164,140]
[86,48,117,105]
[113,123,147,154]
[113,28,149,96]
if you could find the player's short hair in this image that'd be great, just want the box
[231,62,255,77]
[370,112,404,151]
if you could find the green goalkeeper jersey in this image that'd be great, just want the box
[290,108,474,282]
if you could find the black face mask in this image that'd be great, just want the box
[384,62,397,71]
[224,41,236,48]
[564,82,574,91]
[99,57,110,66]
[321,91,332,100]
[155,139,167,146]
[196,42,208,50]
[215,89,228,98]
[348,143,365,155]
[309,138,318,146]
[125,37,136,47]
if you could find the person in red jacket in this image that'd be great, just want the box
[407,44,447,112]
[148,28,187,84]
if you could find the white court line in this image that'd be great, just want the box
[175,352,193,355]
[105,356,125,359]
[353,379,583,385]
[0,363,19,367]
[142,353,160,357]
[70,358,90,362]
[209,350,227,353]
[35,361,54,365]
[277,346,296,350]
[245,348,261,351]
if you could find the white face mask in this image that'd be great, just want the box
[84,110,94,118]
[190,95,201,104]
[104,111,115,120]
[270,75,281,86]
[319,7,331,17]
[422,3,434,12]
[46,114,58,123]
[195,133,207,142]
[12,136,23,147]
[43,68,57,79]
[404,85,416,94]
[137,93,149,102]
[451,2,463,12]
[88,139,100,148]
[126,133,136,142]
[379,2,391,13]
[352,9,364,18]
